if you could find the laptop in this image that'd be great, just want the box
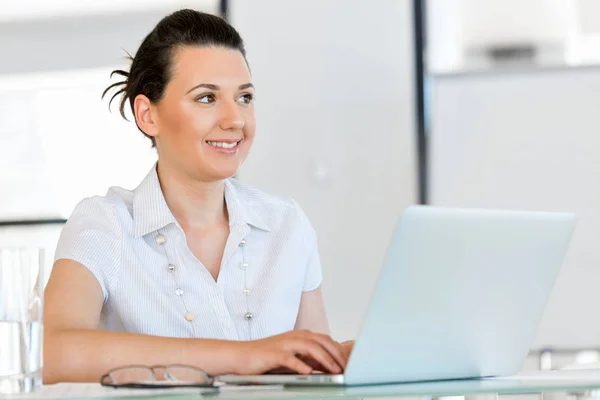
[219,205,576,386]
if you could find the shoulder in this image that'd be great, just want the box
[56,187,134,301]
[65,185,134,235]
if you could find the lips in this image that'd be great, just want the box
[205,139,242,154]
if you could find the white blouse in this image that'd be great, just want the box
[54,165,322,341]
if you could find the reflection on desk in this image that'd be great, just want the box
[12,371,600,400]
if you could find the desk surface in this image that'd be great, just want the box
[213,372,600,399]
[22,370,600,400]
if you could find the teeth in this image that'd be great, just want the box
[207,141,239,149]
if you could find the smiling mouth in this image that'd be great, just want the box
[206,139,242,149]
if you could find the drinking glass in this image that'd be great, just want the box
[0,248,44,394]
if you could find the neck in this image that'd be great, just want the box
[156,161,228,230]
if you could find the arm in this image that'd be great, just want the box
[294,200,329,335]
[294,286,330,334]
[43,259,244,383]
[44,260,348,383]
[294,286,354,358]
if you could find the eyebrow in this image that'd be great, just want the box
[186,83,254,94]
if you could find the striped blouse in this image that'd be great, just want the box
[54,164,322,341]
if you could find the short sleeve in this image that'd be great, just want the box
[54,197,122,302]
[293,200,323,292]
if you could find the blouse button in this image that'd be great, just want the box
[245,312,254,320]
[185,312,194,322]
[156,234,166,246]
[175,288,184,296]
[168,264,175,272]
[239,239,246,247]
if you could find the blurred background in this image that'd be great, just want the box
[1,0,600,371]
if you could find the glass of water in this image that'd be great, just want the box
[0,248,44,394]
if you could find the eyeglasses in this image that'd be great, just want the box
[100,364,217,391]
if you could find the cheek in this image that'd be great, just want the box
[158,103,196,146]
[158,103,184,136]
[160,111,213,155]
[244,123,256,140]
[188,108,217,135]
[243,112,257,140]
[242,126,256,153]
[178,107,215,144]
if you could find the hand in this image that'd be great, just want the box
[341,340,355,357]
[234,330,349,375]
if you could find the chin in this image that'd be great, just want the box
[203,164,240,182]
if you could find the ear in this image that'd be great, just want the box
[133,94,159,140]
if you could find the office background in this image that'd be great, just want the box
[1,0,599,368]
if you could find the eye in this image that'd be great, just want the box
[237,93,254,105]
[196,93,216,104]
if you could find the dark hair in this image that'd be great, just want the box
[102,9,247,147]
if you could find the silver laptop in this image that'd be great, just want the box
[219,205,576,386]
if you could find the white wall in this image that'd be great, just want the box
[0,4,218,219]
[230,0,418,340]
[0,10,173,74]
[430,66,600,349]
[0,0,215,22]
[573,0,600,35]
[0,68,158,220]
[426,0,578,73]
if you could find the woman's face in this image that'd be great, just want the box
[150,46,255,182]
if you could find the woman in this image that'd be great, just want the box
[43,9,351,383]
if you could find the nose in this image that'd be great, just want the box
[219,100,245,131]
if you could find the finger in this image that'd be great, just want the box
[266,366,296,374]
[287,330,346,371]
[293,331,347,370]
[309,334,348,370]
[298,355,330,372]
[293,339,342,374]
[341,340,355,356]
[279,353,313,375]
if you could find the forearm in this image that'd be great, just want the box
[295,287,330,335]
[43,328,243,383]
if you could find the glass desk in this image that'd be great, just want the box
[18,371,600,400]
